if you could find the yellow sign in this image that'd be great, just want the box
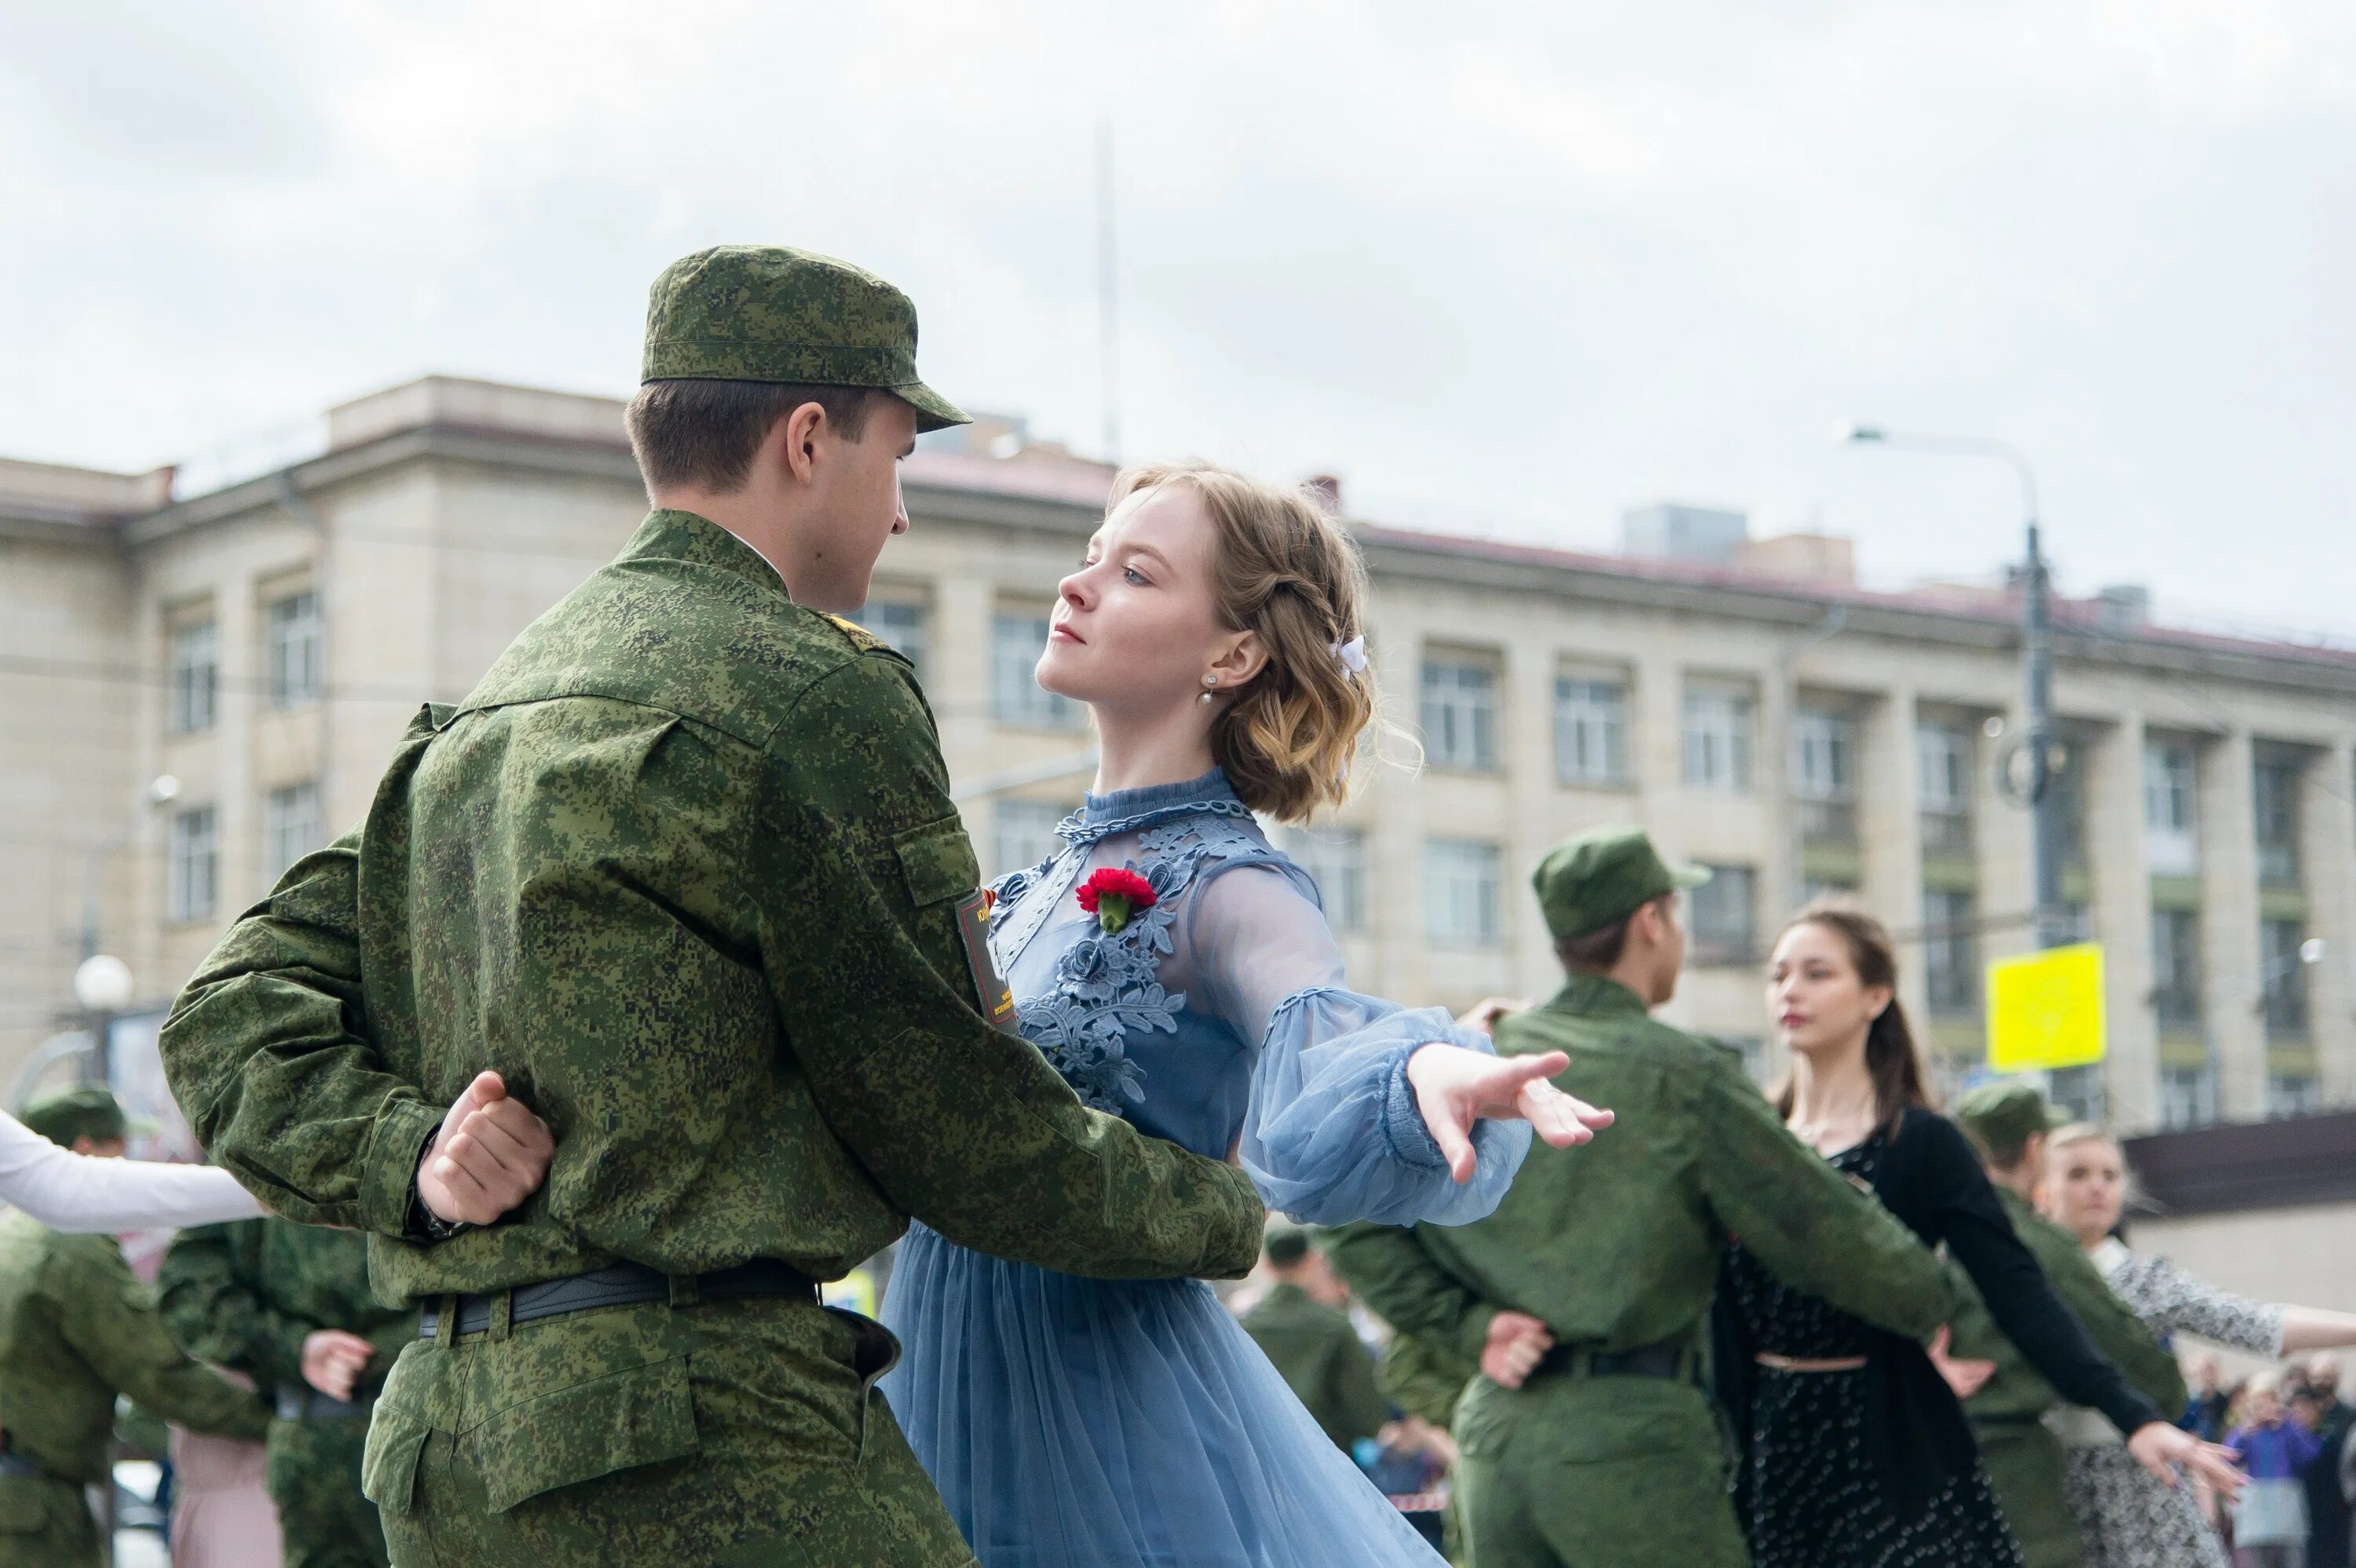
[1986,943,2105,1073]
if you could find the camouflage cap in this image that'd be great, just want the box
[1263,1219,1317,1267]
[641,245,971,433]
[1532,826,1710,942]
[1953,1080,2069,1156]
[19,1084,146,1149]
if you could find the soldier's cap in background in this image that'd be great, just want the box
[1952,1080,2069,1157]
[19,1084,155,1149]
[1263,1219,1319,1268]
[1531,826,1710,942]
[641,245,971,433]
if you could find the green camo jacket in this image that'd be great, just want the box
[1329,974,1955,1366]
[1954,1186,2188,1424]
[159,508,1263,1301]
[159,1218,412,1398]
[0,1212,270,1485]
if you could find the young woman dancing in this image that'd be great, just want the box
[877,462,1609,1568]
[1714,907,2241,1568]
[2040,1122,2356,1568]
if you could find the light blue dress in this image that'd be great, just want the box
[880,769,1530,1568]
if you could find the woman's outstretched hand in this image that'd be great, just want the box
[1406,1044,1613,1182]
[2126,1421,2244,1500]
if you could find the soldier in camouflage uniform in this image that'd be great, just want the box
[157,244,1266,1568]
[1330,828,1959,1568]
[1239,1222,1392,1457]
[159,1218,412,1568]
[1947,1083,2189,1568]
[0,1087,274,1567]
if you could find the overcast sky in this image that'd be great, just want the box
[5,2,2353,639]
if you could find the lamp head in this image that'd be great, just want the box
[1833,421,1886,445]
[147,775,181,806]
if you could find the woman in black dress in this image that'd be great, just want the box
[1714,906,2242,1568]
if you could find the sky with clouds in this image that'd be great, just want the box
[5,1,2353,639]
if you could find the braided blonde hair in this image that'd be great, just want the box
[1110,462,1377,824]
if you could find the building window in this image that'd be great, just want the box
[2266,1074,2320,1120]
[1423,839,1502,948]
[1282,827,1367,937]
[2261,919,2309,1040]
[168,806,218,924]
[2054,901,2094,945]
[1682,682,1754,792]
[266,590,323,707]
[1688,864,1757,961]
[2150,908,2202,1031]
[170,620,218,734]
[1728,1036,1769,1087]
[263,783,322,883]
[1793,707,1857,846]
[2049,1064,2106,1125]
[990,800,1068,880]
[1421,657,1498,772]
[1553,673,1628,786]
[2253,751,2301,887]
[1916,719,1974,856]
[2142,737,2198,875]
[991,613,1080,729]
[2159,1065,2218,1131]
[1921,888,1981,1014]
[851,598,929,685]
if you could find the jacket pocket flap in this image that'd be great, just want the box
[894,817,982,908]
[361,1405,432,1517]
[474,1355,698,1514]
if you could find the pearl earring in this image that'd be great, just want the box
[1200,674,1217,705]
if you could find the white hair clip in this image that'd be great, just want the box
[1331,635,1367,675]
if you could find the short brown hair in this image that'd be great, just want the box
[1553,896,1668,974]
[625,378,880,495]
[1110,462,1378,824]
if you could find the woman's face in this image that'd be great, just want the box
[1765,920,1890,1060]
[2043,1135,2126,1240]
[1035,483,1257,712]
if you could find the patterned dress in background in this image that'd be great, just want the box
[1723,1135,2026,1568]
[2055,1241,2286,1568]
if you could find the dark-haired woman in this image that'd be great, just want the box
[1714,907,2243,1568]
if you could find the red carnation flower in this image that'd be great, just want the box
[1077,868,1158,934]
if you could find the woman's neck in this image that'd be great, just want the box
[1088,696,1218,797]
[1787,1029,1879,1146]
[2072,1219,2110,1252]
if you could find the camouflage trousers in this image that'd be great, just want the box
[362,1293,976,1567]
[273,1411,390,1568]
[1973,1419,2088,1568]
[0,1472,100,1567]
[1451,1370,1746,1568]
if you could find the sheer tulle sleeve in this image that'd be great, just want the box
[0,1112,265,1232]
[1188,862,1531,1226]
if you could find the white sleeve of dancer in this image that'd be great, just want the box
[1187,862,1529,1228]
[2117,1252,2285,1357]
[0,1112,267,1232]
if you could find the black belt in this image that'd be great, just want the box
[419,1258,819,1340]
[276,1382,378,1421]
[1533,1340,1695,1382]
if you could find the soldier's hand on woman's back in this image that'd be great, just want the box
[1405,1044,1614,1183]
[301,1328,375,1401]
[417,1071,555,1227]
[1454,998,1528,1036]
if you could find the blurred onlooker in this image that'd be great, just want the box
[2226,1372,2322,1568]
[1239,1222,1392,1457]
[2189,1353,2234,1439]
[2304,1355,2352,1568]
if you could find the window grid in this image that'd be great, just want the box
[991,614,1080,730]
[2260,919,2309,1040]
[2150,908,2203,1031]
[1921,887,1981,1015]
[2142,739,2198,875]
[1282,828,1368,938]
[1681,685,1754,792]
[263,782,322,883]
[2160,1065,2219,1131]
[168,806,218,925]
[267,590,323,707]
[990,800,1069,881]
[1421,659,1499,772]
[1553,675,1627,786]
[1688,864,1757,961]
[2253,756,2300,887]
[170,621,218,734]
[1422,839,1502,948]
[1916,720,1974,857]
[2266,1074,2321,1120]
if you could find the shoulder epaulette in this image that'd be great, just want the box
[823,613,887,653]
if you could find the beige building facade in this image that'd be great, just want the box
[5,375,2355,1153]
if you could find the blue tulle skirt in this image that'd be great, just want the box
[879,1222,1444,1568]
